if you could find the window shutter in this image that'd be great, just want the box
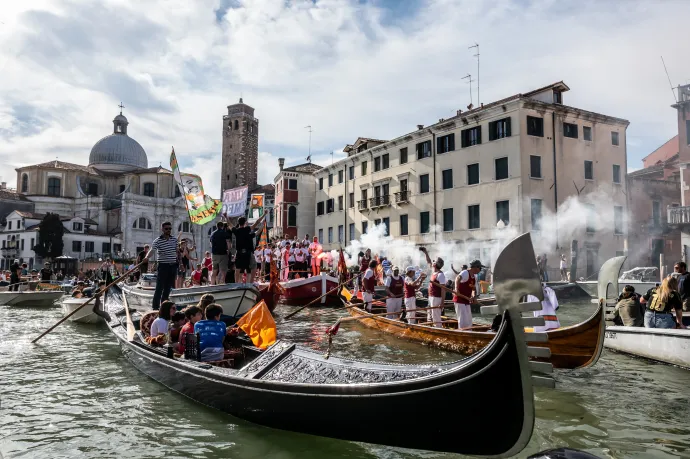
[416,143,421,157]
[449,133,455,151]
[477,127,482,144]
[505,118,512,137]
[461,131,467,148]
[488,122,495,141]
[437,137,443,153]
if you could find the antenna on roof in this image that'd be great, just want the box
[462,74,474,107]
[305,126,312,162]
[469,43,479,106]
[661,56,677,103]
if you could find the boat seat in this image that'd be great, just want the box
[184,333,239,367]
[140,311,157,337]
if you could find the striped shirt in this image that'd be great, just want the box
[152,235,178,264]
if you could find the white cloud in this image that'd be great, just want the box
[1,0,689,192]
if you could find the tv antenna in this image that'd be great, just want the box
[469,43,479,105]
[305,125,312,162]
[660,56,677,103]
[462,74,474,107]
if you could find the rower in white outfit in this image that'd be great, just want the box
[453,260,485,329]
[384,266,404,319]
[526,283,561,332]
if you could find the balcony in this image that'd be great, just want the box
[395,191,409,204]
[1,244,18,257]
[358,199,368,211]
[668,206,690,226]
[369,195,390,208]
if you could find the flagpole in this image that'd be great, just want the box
[172,147,199,259]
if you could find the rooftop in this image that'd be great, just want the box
[14,211,97,225]
[0,189,31,202]
[17,160,93,173]
[282,162,324,174]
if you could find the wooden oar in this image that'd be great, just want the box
[284,278,353,319]
[310,294,395,317]
[122,284,136,341]
[433,282,475,304]
[337,304,445,323]
[32,260,147,343]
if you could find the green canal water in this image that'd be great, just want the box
[1,299,689,458]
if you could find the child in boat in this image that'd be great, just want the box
[169,311,186,343]
[194,303,226,361]
[147,300,175,346]
[177,305,202,355]
[191,264,203,286]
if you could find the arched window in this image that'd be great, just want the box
[174,185,181,198]
[133,217,152,230]
[288,206,297,227]
[143,182,155,197]
[47,177,61,196]
[178,222,190,232]
[234,120,239,130]
[87,183,98,196]
[21,174,28,193]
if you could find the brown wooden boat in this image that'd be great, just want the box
[346,299,605,369]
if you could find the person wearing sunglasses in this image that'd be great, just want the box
[146,221,180,310]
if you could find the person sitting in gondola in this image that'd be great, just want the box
[194,303,227,361]
[71,281,87,298]
[146,301,175,346]
[177,305,202,355]
[197,293,215,318]
[613,285,644,327]
[170,311,186,343]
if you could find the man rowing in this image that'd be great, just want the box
[420,247,445,328]
[362,259,378,312]
[454,260,484,329]
[404,266,426,324]
[384,266,403,319]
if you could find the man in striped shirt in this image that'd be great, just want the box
[146,221,180,310]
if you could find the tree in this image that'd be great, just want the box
[33,213,65,260]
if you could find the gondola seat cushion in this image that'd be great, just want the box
[140,311,157,337]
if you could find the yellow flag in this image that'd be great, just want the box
[235,300,276,349]
[340,286,353,302]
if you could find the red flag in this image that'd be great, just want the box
[326,321,341,336]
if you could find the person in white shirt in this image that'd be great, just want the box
[263,245,273,278]
[294,242,307,278]
[420,247,446,328]
[254,246,264,281]
[361,260,377,312]
[454,260,484,329]
[384,266,404,319]
[560,254,568,281]
[150,300,175,338]
[526,283,561,332]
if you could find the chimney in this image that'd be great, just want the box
[1,182,5,190]
[417,124,424,130]
[481,103,484,108]
[278,158,285,171]
[457,110,462,116]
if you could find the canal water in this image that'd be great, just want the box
[1,299,689,458]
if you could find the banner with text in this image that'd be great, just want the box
[222,186,249,218]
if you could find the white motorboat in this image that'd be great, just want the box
[604,326,690,369]
[120,281,260,317]
[0,290,63,307]
[61,297,103,324]
[578,266,659,298]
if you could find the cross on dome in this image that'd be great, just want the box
[118,102,125,115]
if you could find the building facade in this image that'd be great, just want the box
[221,98,259,193]
[273,159,322,239]
[314,82,629,276]
[667,84,690,260]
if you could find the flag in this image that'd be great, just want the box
[170,148,222,225]
[340,286,353,302]
[235,300,277,349]
[258,219,268,249]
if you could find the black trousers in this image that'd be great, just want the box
[152,263,176,310]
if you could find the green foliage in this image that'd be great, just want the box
[33,213,65,259]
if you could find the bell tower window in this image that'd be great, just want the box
[21,174,28,193]
[143,182,155,197]
[234,120,239,130]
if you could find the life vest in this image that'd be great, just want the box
[404,278,416,298]
[388,276,403,296]
[429,272,442,298]
[453,271,475,303]
[363,269,376,293]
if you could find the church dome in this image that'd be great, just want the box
[88,112,148,172]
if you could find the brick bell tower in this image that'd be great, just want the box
[221,98,259,194]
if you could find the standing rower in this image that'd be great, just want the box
[403,266,425,324]
[420,247,445,328]
[526,283,561,332]
[308,236,322,277]
[454,260,484,329]
[384,266,404,319]
[362,259,378,312]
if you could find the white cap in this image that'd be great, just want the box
[405,265,415,273]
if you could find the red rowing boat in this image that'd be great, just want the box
[258,273,340,305]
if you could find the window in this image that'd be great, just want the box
[113,244,122,253]
[687,120,690,145]
[178,222,190,232]
[85,241,94,252]
[374,218,381,227]
[564,122,578,139]
[443,208,454,232]
[174,186,181,197]
[420,174,430,193]
[87,183,98,196]
[416,140,432,159]
[461,126,481,147]
[349,223,355,241]
[611,131,620,146]
[328,227,333,243]
[338,225,344,243]
[530,155,542,178]
[495,157,509,180]
[326,198,334,213]
[143,182,155,197]
[382,217,390,236]
[531,199,542,231]
[584,160,594,180]
[30,238,34,250]
[21,174,28,193]
[614,206,624,235]
[7,221,11,230]
[583,126,592,141]
[72,222,83,231]
[400,147,408,164]
[361,189,367,203]
[586,204,596,233]
[526,116,544,137]
[288,179,298,190]
[488,117,511,141]
[338,170,343,183]
[442,169,453,189]
[349,192,355,208]
[328,174,333,187]
[316,201,325,216]
[338,195,343,211]
[420,211,430,234]
[102,242,111,254]
[496,200,510,226]
[318,228,323,242]
[234,120,239,130]
[288,206,297,227]
[72,241,82,252]
[553,90,562,104]
[613,165,621,184]
[133,217,152,230]
[437,133,455,154]
[349,166,355,180]
[382,154,390,169]
[374,156,381,172]
[47,177,61,196]
[468,205,480,229]
[319,177,324,190]
[652,201,661,226]
[467,163,479,185]
[400,214,409,236]
[20,239,24,250]
[362,221,368,234]
[361,161,367,176]
[119,184,126,193]
[400,178,408,192]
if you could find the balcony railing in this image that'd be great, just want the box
[668,206,690,225]
[395,191,409,203]
[358,199,368,211]
[369,195,390,208]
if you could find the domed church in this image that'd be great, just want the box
[13,109,209,264]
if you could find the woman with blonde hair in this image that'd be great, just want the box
[640,275,686,329]
[197,293,216,319]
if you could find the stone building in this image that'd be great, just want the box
[667,84,690,260]
[313,81,629,277]
[221,98,259,193]
[0,184,34,224]
[273,159,323,239]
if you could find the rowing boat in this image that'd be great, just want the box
[101,233,556,456]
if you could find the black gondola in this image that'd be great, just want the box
[103,233,554,457]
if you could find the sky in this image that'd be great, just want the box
[1,0,689,196]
